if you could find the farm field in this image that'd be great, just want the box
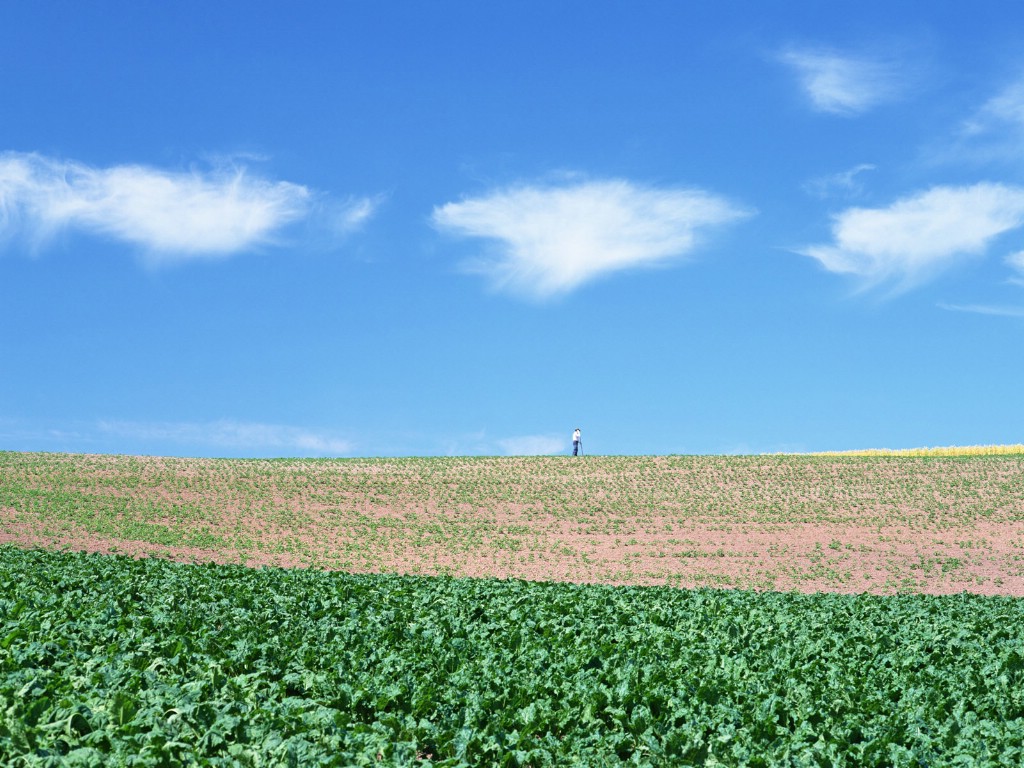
[2,450,1024,595]
[4,545,1024,766]
[4,449,1024,765]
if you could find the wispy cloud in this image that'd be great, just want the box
[98,419,353,456]
[432,178,751,298]
[963,77,1024,137]
[1007,250,1024,285]
[779,47,904,116]
[799,183,1024,289]
[929,76,1024,168]
[803,163,877,198]
[0,417,92,447]
[496,434,565,456]
[0,151,379,262]
[938,303,1024,318]
[326,193,387,236]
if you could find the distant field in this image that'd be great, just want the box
[812,444,1024,457]
[2,450,1023,595]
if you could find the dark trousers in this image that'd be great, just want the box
[573,440,579,456]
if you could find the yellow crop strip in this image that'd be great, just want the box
[810,444,1024,457]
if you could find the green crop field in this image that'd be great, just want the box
[2,449,1024,765]
[3,546,1024,766]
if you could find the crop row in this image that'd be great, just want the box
[5,452,1021,531]
[813,445,1024,457]
[2,451,1022,591]
[3,546,1024,766]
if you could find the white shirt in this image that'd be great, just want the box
[573,430,581,442]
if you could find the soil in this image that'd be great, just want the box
[3,452,1023,596]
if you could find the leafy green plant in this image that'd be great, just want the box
[3,546,1024,766]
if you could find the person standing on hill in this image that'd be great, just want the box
[572,428,581,456]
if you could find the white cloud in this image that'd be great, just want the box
[0,152,376,262]
[930,77,1024,168]
[800,183,1024,288]
[963,78,1024,136]
[938,303,1024,318]
[803,163,877,198]
[98,419,353,456]
[1006,250,1024,287]
[780,47,903,116]
[496,434,565,456]
[327,193,386,236]
[936,250,1024,316]
[432,178,750,298]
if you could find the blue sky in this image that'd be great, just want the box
[2,1,1023,458]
